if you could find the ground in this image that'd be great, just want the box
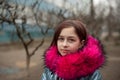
[0,40,120,80]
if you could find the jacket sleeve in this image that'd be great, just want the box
[41,68,58,80]
[89,70,102,80]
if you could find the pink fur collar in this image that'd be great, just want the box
[45,35,105,80]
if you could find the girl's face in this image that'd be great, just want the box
[57,27,83,56]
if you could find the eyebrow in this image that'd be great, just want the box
[59,35,77,39]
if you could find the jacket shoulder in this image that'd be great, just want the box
[86,70,102,80]
[41,68,58,80]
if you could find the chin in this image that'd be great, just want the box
[60,53,68,56]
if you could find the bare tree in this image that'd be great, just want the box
[103,0,119,40]
[0,0,46,73]
[115,0,120,40]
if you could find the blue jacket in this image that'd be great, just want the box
[41,68,102,80]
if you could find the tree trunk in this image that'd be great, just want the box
[26,55,30,70]
[26,55,31,76]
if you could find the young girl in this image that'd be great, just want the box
[41,20,105,80]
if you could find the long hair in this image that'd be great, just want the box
[50,19,87,46]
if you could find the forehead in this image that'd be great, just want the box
[59,27,78,37]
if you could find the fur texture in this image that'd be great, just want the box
[45,35,105,80]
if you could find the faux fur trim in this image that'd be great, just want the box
[45,35,105,80]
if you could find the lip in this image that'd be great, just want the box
[61,49,69,53]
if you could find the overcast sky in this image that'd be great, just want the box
[46,0,116,8]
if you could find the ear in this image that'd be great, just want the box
[81,40,85,46]
[79,40,85,48]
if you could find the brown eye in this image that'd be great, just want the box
[68,39,75,43]
[58,37,64,42]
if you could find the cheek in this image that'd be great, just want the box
[57,41,59,47]
[71,42,82,50]
[57,41,60,49]
[71,45,79,51]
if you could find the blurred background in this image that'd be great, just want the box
[0,0,120,80]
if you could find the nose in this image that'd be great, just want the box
[62,40,68,47]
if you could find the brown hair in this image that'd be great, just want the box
[50,19,87,46]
